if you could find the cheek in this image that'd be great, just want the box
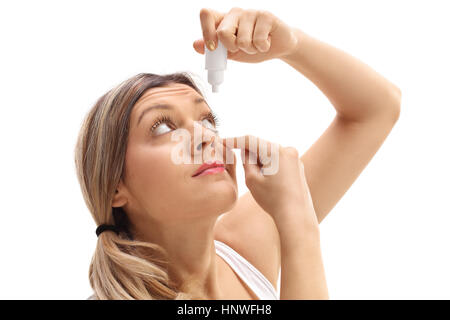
[126,144,185,200]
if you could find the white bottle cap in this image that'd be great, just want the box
[208,70,223,92]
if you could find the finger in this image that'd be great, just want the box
[221,135,266,156]
[193,39,205,54]
[221,135,258,152]
[193,38,241,58]
[193,38,238,56]
[216,9,240,53]
[236,11,259,54]
[199,8,224,51]
[221,135,276,166]
[241,148,262,182]
[253,11,274,53]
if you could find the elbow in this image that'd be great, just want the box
[389,84,402,124]
[372,83,401,126]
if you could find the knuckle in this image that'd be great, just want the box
[258,10,274,21]
[283,146,299,157]
[217,28,230,38]
[253,36,267,45]
[246,135,258,152]
[246,134,256,141]
[230,7,243,13]
[271,142,281,151]
[253,40,269,52]
[246,9,258,17]
[237,38,251,47]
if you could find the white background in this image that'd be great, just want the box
[1,0,449,299]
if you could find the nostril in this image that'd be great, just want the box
[196,143,202,151]
[196,135,216,152]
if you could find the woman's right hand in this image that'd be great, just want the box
[219,135,318,226]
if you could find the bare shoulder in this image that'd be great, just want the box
[214,191,281,290]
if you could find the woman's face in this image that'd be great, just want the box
[114,83,238,226]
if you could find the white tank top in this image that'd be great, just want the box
[87,240,281,300]
[214,240,280,300]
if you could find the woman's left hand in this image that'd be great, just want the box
[193,7,299,63]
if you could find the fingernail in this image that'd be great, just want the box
[206,40,215,51]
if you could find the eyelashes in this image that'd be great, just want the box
[150,111,220,134]
[150,114,172,132]
[206,111,220,134]
[207,111,220,129]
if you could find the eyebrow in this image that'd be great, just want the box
[137,97,209,127]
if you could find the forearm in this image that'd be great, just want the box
[281,28,401,122]
[274,212,329,300]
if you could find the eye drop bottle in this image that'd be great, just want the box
[205,40,227,93]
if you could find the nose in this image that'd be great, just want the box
[192,121,218,154]
[195,129,216,152]
[196,135,215,151]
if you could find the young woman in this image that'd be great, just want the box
[77,7,401,300]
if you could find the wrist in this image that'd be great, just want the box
[272,207,320,238]
[279,27,308,63]
[274,212,321,255]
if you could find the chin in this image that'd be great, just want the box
[194,182,238,214]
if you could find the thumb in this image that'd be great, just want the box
[193,39,206,54]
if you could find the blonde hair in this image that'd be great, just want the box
[74,72,207,300]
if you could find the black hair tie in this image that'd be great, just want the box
[96,224,120,237]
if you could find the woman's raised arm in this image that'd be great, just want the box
[280,29,402,223]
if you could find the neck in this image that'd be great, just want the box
[133,213,224,299]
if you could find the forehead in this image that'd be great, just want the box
[131,83,205,129]
[134,83,201,112]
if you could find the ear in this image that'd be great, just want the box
[112,180,128,208]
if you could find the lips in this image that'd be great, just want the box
[192,160,225,177]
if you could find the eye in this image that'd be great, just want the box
[150,114,174,136]
[201,118,215,129]
[201,112,220,133]
[149,112,220,136]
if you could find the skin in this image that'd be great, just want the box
[113,6,402,300]
[193,7,401,299]
[112,83,240,298]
